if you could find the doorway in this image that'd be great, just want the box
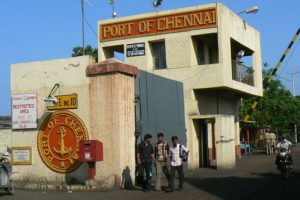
[194,119,216,168]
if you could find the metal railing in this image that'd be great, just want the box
[232,61,254,86]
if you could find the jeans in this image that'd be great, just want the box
[155,160,170,190]
[169,164,184,190]
[137,164,152,189]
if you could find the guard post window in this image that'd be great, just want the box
[150,41,167,69]
[192,33,219,65]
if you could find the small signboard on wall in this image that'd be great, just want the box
[12,93,37,129]
[47,94,78,110]
[11,146,32,165]
[126,43,145,57]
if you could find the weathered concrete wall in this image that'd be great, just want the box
[217,3,263,95]
[10,56,94,187]
[0,129,12,154]
[215,115,236,169]
[87,59,137,188]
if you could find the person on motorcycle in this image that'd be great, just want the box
[275,136,293,168]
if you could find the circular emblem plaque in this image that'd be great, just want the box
[37,110,89,173]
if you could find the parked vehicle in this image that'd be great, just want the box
[0,153,14,195]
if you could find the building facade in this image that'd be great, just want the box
[5,3,262,189]
[98,3,263,169]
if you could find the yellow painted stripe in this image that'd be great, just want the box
[283,48,290,56]
[292,35,298,42]
[275,61,282,69]
[244,115,249,122]
[251,101,258,109]
[268,75,274,83]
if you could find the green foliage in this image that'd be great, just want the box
[72,45,98,62]
[240,69,300,139]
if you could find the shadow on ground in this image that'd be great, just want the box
[186,170,300,200]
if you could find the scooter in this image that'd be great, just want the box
[0,153,14,195]
[276,148,292,179]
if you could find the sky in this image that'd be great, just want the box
[1,0,300,116]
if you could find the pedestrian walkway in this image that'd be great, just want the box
[1,145,300,200]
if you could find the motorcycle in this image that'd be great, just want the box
[0,153,14,195]
[276,147,292,179]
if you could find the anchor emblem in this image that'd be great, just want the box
[53,126,72,157]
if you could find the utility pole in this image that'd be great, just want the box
[288,71,299,143]
[81,0,85,55]
[109,0,117,18]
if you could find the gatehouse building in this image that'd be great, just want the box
[1,3,262,189]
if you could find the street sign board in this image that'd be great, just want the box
[47,94,78,110]
[126,43,145,57]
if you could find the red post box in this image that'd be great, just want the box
[79,140,103,180]
[79,140,103,162]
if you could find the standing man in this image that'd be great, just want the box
[154,132,170,192]
[258,129,265,148]
[265,130,271,155]
[167,136,189,192]
[269,131,277,155]
[137,134,154,192]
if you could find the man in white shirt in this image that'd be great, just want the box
[167,136,189,192]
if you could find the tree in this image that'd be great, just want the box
[240,69,300,140]
[72,45,98,62]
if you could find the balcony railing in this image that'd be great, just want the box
[232,61,254,86]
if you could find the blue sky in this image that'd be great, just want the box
[1,0,300,115]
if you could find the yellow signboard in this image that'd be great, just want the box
[47,94,78,110]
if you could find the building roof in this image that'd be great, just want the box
[0,116,11,129]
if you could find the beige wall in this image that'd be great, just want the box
[0,129,12,153]
[215,115,236,169]
[10,56,137,188]
[10,56,94,184]
[217,3,263,95]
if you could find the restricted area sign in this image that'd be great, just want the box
[12,93,37,129]
[47,94,78,110]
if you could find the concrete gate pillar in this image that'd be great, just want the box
[86,59,138,188]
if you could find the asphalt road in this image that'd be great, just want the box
[1,145,300,200]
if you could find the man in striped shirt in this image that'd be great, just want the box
[154,132,170,191]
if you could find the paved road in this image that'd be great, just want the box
[1,145,300,200]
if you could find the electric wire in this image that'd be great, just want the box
[84,15,98,39]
